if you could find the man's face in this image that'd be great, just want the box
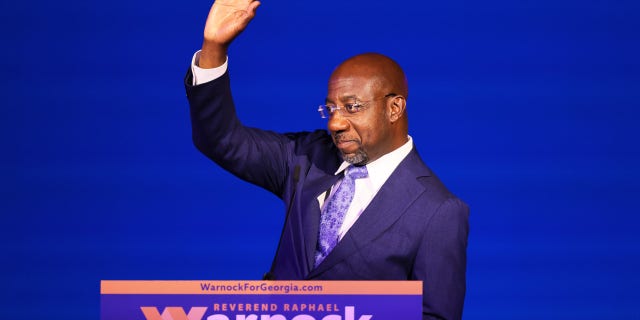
[325,73,393,165]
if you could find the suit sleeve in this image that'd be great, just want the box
[413,197,470,320]
[184,70,295,198]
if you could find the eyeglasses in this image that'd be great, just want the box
[317,93,397,119]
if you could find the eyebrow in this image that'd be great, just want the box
[325,95,359,104]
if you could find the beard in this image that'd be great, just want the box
[333,133,369,165]
[341,147,368,165]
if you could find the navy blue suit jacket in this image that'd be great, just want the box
[185,71,469,320]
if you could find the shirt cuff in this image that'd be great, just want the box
[190,50,228,85]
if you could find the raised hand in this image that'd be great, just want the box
[199,0,261,68]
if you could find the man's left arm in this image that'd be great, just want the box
[413,197,470,320]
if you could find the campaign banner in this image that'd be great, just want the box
[101,280,422,320]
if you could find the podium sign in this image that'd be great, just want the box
[101,280,422,320]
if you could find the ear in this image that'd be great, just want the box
[387,95,406,123]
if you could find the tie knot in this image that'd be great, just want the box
[345,165,368,180]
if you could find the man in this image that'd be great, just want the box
[184,1,469,319]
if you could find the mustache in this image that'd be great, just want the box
[332,133,360,144]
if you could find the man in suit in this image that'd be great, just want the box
[185,1,469,319]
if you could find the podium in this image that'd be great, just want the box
[101,280,422,319]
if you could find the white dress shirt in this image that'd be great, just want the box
[190,50,414,241]
[318,137,413,240]
[191,51,228,85]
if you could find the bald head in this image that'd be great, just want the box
[331,53,408,99]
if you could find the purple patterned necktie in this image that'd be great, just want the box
[315,165,368,267]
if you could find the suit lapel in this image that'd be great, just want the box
[307,149,432,278]
[299,164,342,275]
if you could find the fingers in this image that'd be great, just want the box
[232,0,260,35]
[201,0,260,52]
[244,1,260,23]
[248,1,261,16]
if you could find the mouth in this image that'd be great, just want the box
[333,135,360,151]
[335,139,356,148]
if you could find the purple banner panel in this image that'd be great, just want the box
[100,281,422,320]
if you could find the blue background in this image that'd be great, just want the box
[2,0,639,318]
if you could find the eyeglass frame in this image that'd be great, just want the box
[317,93,398,119]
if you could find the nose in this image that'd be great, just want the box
[327,112,350,133]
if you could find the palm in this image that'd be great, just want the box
[204,0,260,46]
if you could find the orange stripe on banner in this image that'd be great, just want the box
[100,280,422,295]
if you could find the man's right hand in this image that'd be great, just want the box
[199,0,261,68]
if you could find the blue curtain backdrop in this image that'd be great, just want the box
[2,0,639,318]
